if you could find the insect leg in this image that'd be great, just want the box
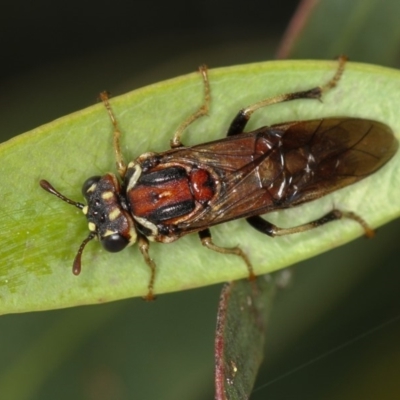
[137,235,157,301]
[198,229,255,280]
[246,209,374,238]
[99,91,127,178]
[226,55,347,137]
[170,65,211,148]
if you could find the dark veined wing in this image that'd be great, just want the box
[168,118,398,233]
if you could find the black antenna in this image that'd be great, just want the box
[73,232,96,275]
[40,179,94,275]
[40,180,84,209]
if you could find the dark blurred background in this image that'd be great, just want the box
[1,1,400,399]
[0,0,297,141]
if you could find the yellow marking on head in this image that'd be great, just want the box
[88,222,96,232]
[101,191,114,200]
[103,229,115,237]
[87,183,97,193]
[82,206,88,215]
[109,208,121,221]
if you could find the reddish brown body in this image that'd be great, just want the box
[123,118,397,243]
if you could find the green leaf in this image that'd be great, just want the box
[1,59,399,314]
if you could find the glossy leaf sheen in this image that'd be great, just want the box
[1,60,399,314]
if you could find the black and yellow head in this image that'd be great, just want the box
[40,174,137,275]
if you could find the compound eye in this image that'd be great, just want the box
[82,176,101,197]
[101,233,129,253]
